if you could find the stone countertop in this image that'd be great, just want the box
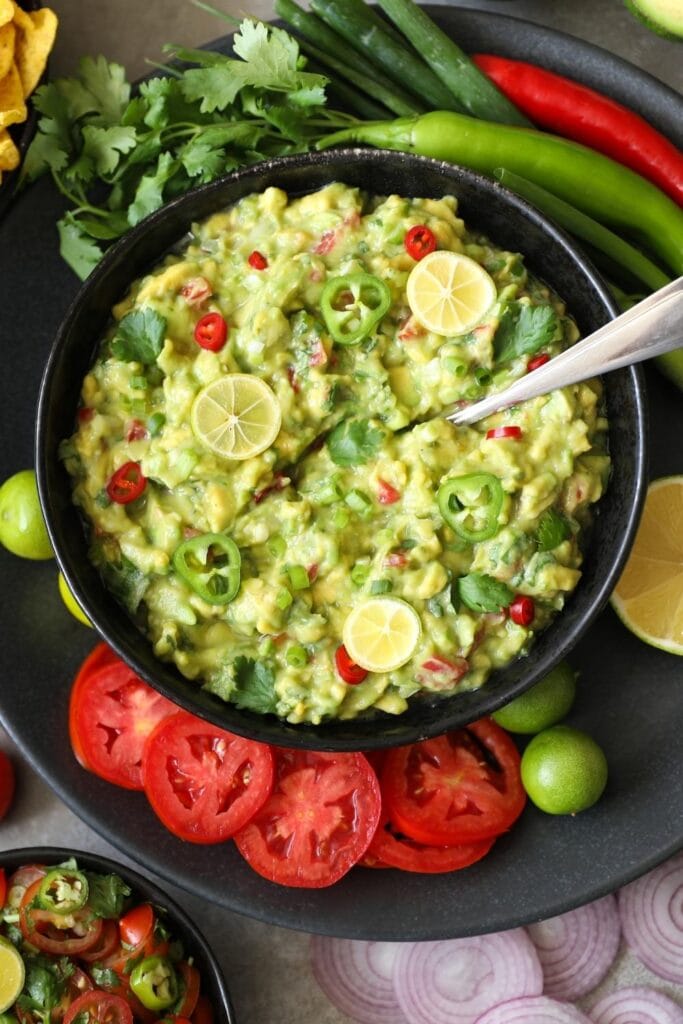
[1,2,682,1022]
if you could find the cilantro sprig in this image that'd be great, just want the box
[493,301,560,363]
[23,19,349,279]
[327,418,384,466]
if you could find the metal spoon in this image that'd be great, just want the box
[444,277,683,427]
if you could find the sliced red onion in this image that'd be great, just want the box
[473,995,593,1023]
[393,930,543,1024]
[590,986,683,1024]
[526,894,621,1000]
[618,852,683,982]
[310,935,407,1024]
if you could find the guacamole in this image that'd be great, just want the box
[61,183,609,724]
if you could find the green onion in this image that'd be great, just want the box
[474,367,492,386]
[400,538,418,550]
[370,579,393,595]
[351,563,371,587]
[443,356,467,377]
[345,488,372,515]
[130,375,147,391]
[288,565,311,590]
[286,644,308,667]
[147,412,166,436]
[332,506,351,530]
[259,637,276,657]
[268,535,287,558]
[314,477,344,506]
[465,385,483,401]
[276,588,293,610]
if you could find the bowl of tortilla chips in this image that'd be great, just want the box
[0,0,57,214]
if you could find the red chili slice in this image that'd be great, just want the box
[79,919,121,964]
[176,963,201,1018]
[335,645,368,685]
[194,312,228,352]
[248,250,268,270]
[527,353,550,372]
[377,479,401,505]
[486,426,523,440]
[64,991,133,1024]
[126,419,147,442]
[384,551,408,569]
[78,407,94,423]
[142,711,274,843]
[404,224,437,260]
[509,594,535,626]
[106,462,146,504]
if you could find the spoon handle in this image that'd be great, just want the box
[445,277,683,427]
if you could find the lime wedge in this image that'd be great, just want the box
[406,250,496,336]
[342,597,421,673]
[191,374,282,461]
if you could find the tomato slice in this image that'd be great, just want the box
[234,748,381,888]
[119,903,154,947]
[142,711,274,843]
[382,719,526,845]
[366,810,495,873]
[7,864,46,908]
[80,919,121,964]
[64,991,133,1024]
[20,879,103,955]
[176,963,201,1018]
[53,967,95,1022]
[69,645,120,770]
[69,655,177,789]
[192,996,214,1024]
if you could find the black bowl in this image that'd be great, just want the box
[36,149,647,751]
[0,846,235,1022]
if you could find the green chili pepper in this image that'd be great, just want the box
[438,472,504,543]
[172,533,241,605]
[130,955,179,1012]
[37,868,89,915]
[319,113,683,277]
[321,273,392,345]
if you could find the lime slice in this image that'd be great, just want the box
[191,374,282,461]
[59,571,92,627]
[342,597,421,673]
[611,475,683,655]
[0,936,25,1013]
[406,251,496,336]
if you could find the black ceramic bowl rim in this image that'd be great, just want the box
[0,846,235,1022]
[36,148,648,751]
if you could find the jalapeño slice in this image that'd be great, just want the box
[172,534,241,605]
[321,273,391,346]
[437,472,504,543]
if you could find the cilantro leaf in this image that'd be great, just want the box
[77,56,131,125]
[84,871,131,918]
[94,543,150,613]
[457,573,514,613]
[91,966,122,988]
[536,508,570,551]
[81,125,137,176]
[57,216,104,280]
[180,140,228,182]
[327,419,384,466]
[111,307,167,364]
[127,151,176,225]
[231,657,277,714]
[494,302,560,363]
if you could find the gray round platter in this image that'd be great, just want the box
[0,8,681,940]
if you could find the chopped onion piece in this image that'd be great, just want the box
[310,935,406,1024]
[393,930,542,1024]
[618,852,683,982]
[527,894,620,1000]
[590,986,683,1024]
[473,995,593,1023]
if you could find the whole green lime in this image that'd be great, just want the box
[492,661,576,734]
[521,725,608,815]
[0,470,53,560]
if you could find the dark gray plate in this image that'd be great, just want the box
[1,9,682,940]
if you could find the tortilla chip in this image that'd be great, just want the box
[10,1,31,32]
[0,20,14,80]
[0,60,25,127]
[0,0,13,28]
[0,126,20,170]
[15,6,57,97]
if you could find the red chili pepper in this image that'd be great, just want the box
[248,250,268,270]
[527,353,550,372]
[314,230,336,255]
[404,224,437,261]
[473,54,683,206]
[77,407,94,424]
[377,479,401,505]
[106,462,146,504]
[384,551,408,568]
[308,339,327,367]
[509,595,535,627]
[486,426,523,440]
[253,472,287,505]
[307,563,319,583]
[194,312,228,352]
[286,366,300,393]
[335,645,368,685]
[126,419,147,442]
